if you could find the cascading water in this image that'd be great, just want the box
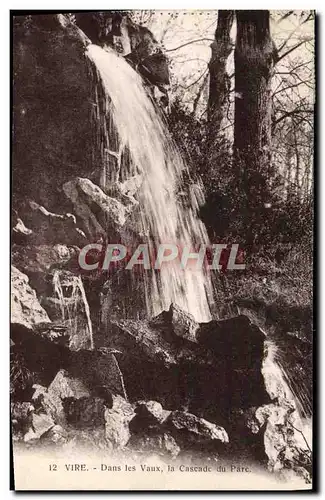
[262,340,312,449]
[86,44,214,322]
[85,46,312,434]
[52,270,94,349]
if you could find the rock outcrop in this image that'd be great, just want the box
[107,310,271,422]
[11,266,51,329]
[10,292,311,481]
[63,178,130,239]
[13,13,169,214]
[165,410,229,446]
[74,12,170,90]
[13,14,93,209]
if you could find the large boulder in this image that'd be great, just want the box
[12,243,78,275]
[24,412,55,442]
[129,400,171,434]
[134,400,170,425]
[32,369,90,424]
[242,400,312,483]
[13,200,86,247]
[63,396,107,428]
[107,312,271,422]
[166,410,229,445]
[11,322,127,404]
[150,303,199,343]
[67,348,128,399]
[40,424,69,446]
[127,406,227,459]
[11,266,51,329]
[63,178,129,239]
[31,364,126,430]
[128,432,180,459]
[13,14,95,210]
[104,395,135,448]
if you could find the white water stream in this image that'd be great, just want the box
[86,45,214,322]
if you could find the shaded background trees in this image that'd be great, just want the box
[153,10,314,249]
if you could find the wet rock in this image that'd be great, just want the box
[104,181,139,212]
[62,396,106,428]
[48,370,90,400]
[105,395,135,448]
[166,410,229,445]
[150,303,199,343]
[63,178,128,239]
[109,312,270,419]
[130,400,171,433]
[196,315,270,411]
[24,412,55,442]
[255,401,311,477]
[119,175,142,197]
[11,266,51,329]
[35,370,90,424]
[12,243,77,275]
[39,269,94,351]
[110,318,197,368]
[169,304,200,343]
[135,400,170,425]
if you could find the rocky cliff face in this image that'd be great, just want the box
[11,13,311,484]
[13,13,169,212]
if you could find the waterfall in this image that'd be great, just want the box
[262,340,312,448]
[52,270,94,349]
[86,44,214,322]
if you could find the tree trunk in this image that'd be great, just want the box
[234,10,275,245]
[293,125,301,202]
[208,10,234,133]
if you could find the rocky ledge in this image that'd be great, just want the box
[11,273,311,483]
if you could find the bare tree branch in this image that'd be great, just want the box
[165,38,215,53]
[276,38,313,63]
[274,108,313,126]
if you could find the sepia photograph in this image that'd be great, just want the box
[10,9,315,491]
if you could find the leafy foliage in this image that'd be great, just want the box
[168,99,313,249]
